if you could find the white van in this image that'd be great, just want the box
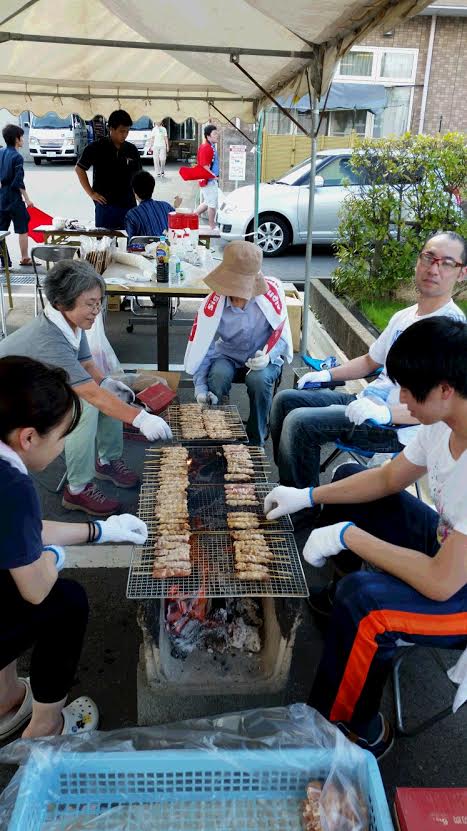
[28,112,88,165]
[127,116,153,159]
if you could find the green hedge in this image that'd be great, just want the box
[333,133,467,303]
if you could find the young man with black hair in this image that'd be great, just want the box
[75,109,142,229]
[264,316,467,759]
[270,231,466,490]
[0,124,34,265]
[195,124,219,229]
[125,170,182,240]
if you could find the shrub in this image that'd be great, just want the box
[333,133,467,302]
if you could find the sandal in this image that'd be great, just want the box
[61,696,99,735]
[19,258,33,266]
[0,678,33,741]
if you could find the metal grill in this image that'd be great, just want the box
[137,482,292,534]
[127,531,308,599]
[141,445,271,486]
[164,405,248,444]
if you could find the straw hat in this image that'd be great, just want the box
[205,241,268,300]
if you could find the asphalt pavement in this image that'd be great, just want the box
[4,161,337,283]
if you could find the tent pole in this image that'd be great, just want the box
[300,93,319,354]
[253,109,264,243]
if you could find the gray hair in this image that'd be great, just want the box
[44,260,105,310]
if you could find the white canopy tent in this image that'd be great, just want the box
[0,0,430,349]
[1,0,429,120]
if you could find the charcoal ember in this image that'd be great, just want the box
[168,618,204,659]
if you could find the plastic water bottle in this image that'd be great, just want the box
[169,252,181,286]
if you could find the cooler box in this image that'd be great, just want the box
[394,787,467,830]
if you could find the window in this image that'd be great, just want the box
[336,46,417,84]
[339,51,373,78]
[319,156,362,187]
[380,51,415,80]
[328,109,368,138]
[373,87,412,137]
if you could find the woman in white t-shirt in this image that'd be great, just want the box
[264,316,467,760]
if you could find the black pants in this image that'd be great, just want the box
[0,575,89,703]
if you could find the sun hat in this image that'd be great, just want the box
[204,241,268,299]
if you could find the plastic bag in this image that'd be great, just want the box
[86,312,122,376]
[0,704,391,831]
[80,236,114,275]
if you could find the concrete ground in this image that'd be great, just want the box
[0,290,465,813]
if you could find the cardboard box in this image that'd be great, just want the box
[394,788,467,831]
[285,288,303,352]
[124,369,181,394]
[106,295,121,312]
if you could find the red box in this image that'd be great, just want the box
[168,212,199,231]
[395,788,467,830]
[136,382,177,414]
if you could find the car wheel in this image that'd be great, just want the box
[248,213,291,257]
[33,158,42,166]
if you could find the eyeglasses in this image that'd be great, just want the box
[419,251,464,273]
[82,299,102,312]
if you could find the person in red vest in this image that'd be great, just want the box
[195,125,219,229]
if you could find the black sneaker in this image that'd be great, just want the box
[336,713,394,761]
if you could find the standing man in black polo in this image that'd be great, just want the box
[75,110,142,230]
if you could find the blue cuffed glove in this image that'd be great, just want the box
[43,545,66,571]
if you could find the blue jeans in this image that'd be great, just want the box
[309,464,467,736]
[207,356,281,445]
[95,203,132,230]
[269,387,402,487]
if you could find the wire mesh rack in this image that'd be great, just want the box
[141,445,271,485]
[164,404,248,444]
[127,531,308,599]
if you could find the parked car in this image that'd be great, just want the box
[28,112,88,165]
[218,149,363,256]
[128,116,154,160]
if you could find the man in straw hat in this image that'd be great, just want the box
[184,241,293,444]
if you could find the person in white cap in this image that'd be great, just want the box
[184,241,293,444]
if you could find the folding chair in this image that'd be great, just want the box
[126,235,179,332]
[392,644,466,736]
[31,245,77,316]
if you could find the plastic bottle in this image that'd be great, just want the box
[156,236,170,265]
[169,252,181,286]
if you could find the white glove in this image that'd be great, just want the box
[132,409,172,440]
[196,391,219,405]
[245,348,270,371]
[101,377,135,404]
[303,522,355,567]
[297,369,331,389]
[345,398,391,426]
[264,485,313,520]
[95,514,148,544]
[43,545,66,571]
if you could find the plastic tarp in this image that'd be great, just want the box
[279,83,388,114]
[0,0,430,120]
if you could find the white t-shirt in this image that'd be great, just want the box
[151,125,168,148]
[404,422,467,545]
[363,300,465,444]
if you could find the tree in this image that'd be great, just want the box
[333,133,467,302]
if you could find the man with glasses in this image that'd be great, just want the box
[270,231,466,497]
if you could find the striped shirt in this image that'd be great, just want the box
[124,198,174,240]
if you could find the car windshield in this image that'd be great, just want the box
[31,113,72,129]
[275,154,330,185]
[131,117,154,130]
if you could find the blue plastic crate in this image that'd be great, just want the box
[8,747,394,830]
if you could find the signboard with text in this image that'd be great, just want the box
[228,144,247,181]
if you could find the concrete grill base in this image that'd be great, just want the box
[136,598,302,725]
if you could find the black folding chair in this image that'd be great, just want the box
[31,245,77,316]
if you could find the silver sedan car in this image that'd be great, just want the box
[217,149,359,256]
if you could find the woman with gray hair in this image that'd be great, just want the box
[0,259,172,516]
